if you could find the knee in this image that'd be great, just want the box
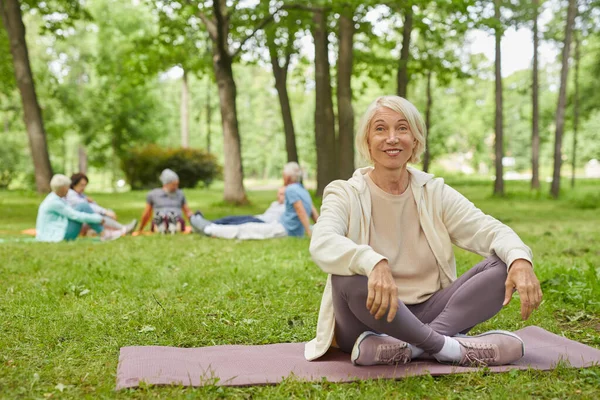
[485,255,508,279]
[480,256,508,298]
[331,275,368,300]
[74,202,93,213]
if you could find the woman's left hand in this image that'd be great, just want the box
[503,259,542,320]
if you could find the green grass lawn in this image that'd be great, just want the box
[1,179,599,399]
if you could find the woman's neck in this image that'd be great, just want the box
[369,165,410,195]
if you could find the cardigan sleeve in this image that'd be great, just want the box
[309,182,386,277]
[50,199,104,225]
[440,183,532,270]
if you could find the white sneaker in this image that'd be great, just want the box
[101,229,122,241]
[124,219,138,235]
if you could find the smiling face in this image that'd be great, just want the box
[367,107,416,171]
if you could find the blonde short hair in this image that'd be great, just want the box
[355,95,427,165]
[283,162,303,183]
[50,174,71,192]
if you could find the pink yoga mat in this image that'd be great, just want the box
[116,326,600,389]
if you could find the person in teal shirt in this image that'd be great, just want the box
[36,174,123,242]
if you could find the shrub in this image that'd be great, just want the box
[572,191,600,210]
[121,145,221,190]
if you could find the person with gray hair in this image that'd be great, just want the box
[191,162,319,240]
[136,169,194,234]
[306,95,542,369]
[35,174,124,242]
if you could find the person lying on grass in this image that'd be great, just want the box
[306,95,542,367]
[190,186,286,230]
[191,162,319,240]
[135,169,194,235]
[66,172,137,235]
[36,174,130,242]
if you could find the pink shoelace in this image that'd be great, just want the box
[460,342,497,366]
[376,344,411,365]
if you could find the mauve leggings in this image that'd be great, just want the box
[332,255,508,354]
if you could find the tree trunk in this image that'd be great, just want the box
[212,50,247,204]
[205,74,211,153]
[571,31,580,188]
[267,32,298,163]
[0,0,53,192]
[204,0,247,204]
[423,70,433,173]
[180,69,190,148]
[396,6,413,98]
[312,8,338,195]
[550,0,577,199]
[78,144,87,174]
[531,0,540,190]
[337,8,355,180]
[493,0,504,196]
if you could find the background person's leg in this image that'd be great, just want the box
[236,222,286,240]
[408,255,508,336]
[332,275,445,354]
[152,211,167,233]
[212,215,265,225]
[204,224,240,239]
[73,203,104,235]
[102,216,123,230]
[64,219,83,241]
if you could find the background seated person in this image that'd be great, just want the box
[36,174,125,242]
[191,162,318,240]
[66,172,137,234]
[191,186,286,229]
[136,169,193,234]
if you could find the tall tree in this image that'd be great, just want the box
[423,70,433,172]
[337,5,355,179]
[197,0,278,204]
[142,2,212,148]
[550,0,577,199]
[397,4,414,97]
[571,30,580,188]
[531,0,541,189]
[180,69,190,148]
[312,7,338,195]
[265,20,299,163]
[493,0,504,196]
[413,0,471,172]
[0,0,53,192]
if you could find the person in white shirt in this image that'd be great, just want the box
[66,173,136,235]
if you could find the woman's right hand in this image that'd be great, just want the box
[367,260,398,323]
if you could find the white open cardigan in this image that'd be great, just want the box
[305,166,533,361]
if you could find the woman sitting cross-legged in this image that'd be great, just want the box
[136,169,195,234]
[36,174,126,242]
[306,95,543,367]
[191,163,318,240]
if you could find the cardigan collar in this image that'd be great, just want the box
[347,165,435,193]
